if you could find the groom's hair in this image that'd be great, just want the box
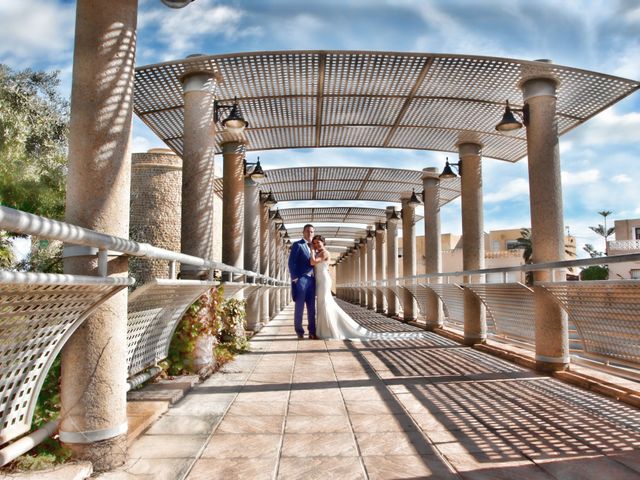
[303,224,314,231]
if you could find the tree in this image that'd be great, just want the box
[582,243,603,258]
[0,65,69,220]
[517,228,576,285]
[588,210,614,255]
[0,232,13,269]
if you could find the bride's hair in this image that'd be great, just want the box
[312,234,325,244]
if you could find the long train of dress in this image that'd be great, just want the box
[314,262,427,340]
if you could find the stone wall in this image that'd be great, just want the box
[129,149,182,285]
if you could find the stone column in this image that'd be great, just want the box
[129,150,182,284]
[180,62,217,279]
[459,143,486,345]
[401,199,417,321]
[244,176,260,330]
[61,0,137,469]
[366,232,375,310]
[259,200,271,326]
[269,216,277,318]
[385,207,400,317]
[522,73,568,371]
[422,168,444,329]
[358,237,369,308]
[272,225,281,314]
[375,223,387,313]
[222,141,245,281]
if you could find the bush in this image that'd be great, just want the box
[580,265,609,281]
[220,297,248,350]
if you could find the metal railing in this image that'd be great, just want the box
[608,240,640,252]
[0,206,288,464]
[338,253,640,373]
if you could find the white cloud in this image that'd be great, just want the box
[484,178,529,203]
[0,1,75,64]
[561,168,600,186]
[140,0,248,60]
[612,174,632,184]
[571,108,640,147]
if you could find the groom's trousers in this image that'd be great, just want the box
[292,275,316,336]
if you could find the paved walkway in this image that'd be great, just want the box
[101,302,640,479]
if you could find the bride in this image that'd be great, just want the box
[310,235,425,340]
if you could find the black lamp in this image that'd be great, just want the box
[261,190,277,207]
[244,156,265,181]
[495,100,529,132]
[439,157,462,179]
[161,0,195,7]
[214,97,249,134]
[271,208,283,224]
[387,208,401,222]
[408,188,421,206]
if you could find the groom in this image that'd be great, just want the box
[288,224,317,340]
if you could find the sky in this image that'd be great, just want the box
[2,0,640,257]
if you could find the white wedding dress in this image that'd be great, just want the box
[314,262,426,340]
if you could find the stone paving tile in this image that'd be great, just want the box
[362,454,460,480]
[535,454,640,480]
[287,401,348,416]
[165,399,232,417]
[277,456,366,479]
[98,458,194,480]
[200,433,282,458]
[281,433,359,457]
[145,414,220,435]
[127,434,209,459]
[354,431,436,456]
[349,413,419,433]
[216,414,285,434]
[284,415,352,433]
[226,400,288,416]
[187,456,277,480]
[288,385,343,403]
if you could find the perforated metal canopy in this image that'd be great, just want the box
[134,50,639,162]
[287,226,371,242]
[279,206,422,225]
[259,167,459,204]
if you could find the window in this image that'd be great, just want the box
[492,240,500,251]
[506,240,520,250]
[635,228,640,240]
[631,269,640,279]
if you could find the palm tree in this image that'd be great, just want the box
[0,232,14,269]
[589,210,614,255]
[517,228,576,284]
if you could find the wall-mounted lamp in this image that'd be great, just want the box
[271,208,283,224]
[495,100,529,132]
[286,238,291,246]
[278,223,287,233]
[261,190,277,207]
[376,221,387,231]
[214,97,249,134]
[439,157,462,179]
[366,228,375,238]
[408,188,421,206]
[387,209,401,223]
[161,0,195,7]
[244,156,265,181]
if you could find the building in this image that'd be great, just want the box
[608,218,640,279]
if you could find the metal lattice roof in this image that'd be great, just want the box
[279,207,422,225]
[134,50,639,162]
[287,226,370,242]
[259,167,459,205]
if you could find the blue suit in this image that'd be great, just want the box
[288,238,316,336]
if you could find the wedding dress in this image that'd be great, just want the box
[314,262,426,340]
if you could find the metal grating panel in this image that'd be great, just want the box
[465,283,535,344]
[426,283,465,329]
[0,272,131,445]
[261,167,460,206]
[127,280,216,377]
[135,51,639,161]
[540,281,640,363]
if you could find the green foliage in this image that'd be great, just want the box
[220,297,248,350]
[166,286,224,375]
[165,286,249,375]
[0,231,14,268]
[0,65,69,219]
[583,243,603,258]
[580,265,609,281]
[15,238,63,273]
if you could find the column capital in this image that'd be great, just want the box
[520,76,559,101]
[421,167,440,182]
[220,139,247,153]
[180,70,218,93]
[457,142,482,158]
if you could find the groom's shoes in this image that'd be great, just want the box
[297,334,304,340]
[308,334,318,340]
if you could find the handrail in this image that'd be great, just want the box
[338,252,640,287]
[0,206,286,285]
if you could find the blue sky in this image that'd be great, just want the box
[2,0,639,256]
